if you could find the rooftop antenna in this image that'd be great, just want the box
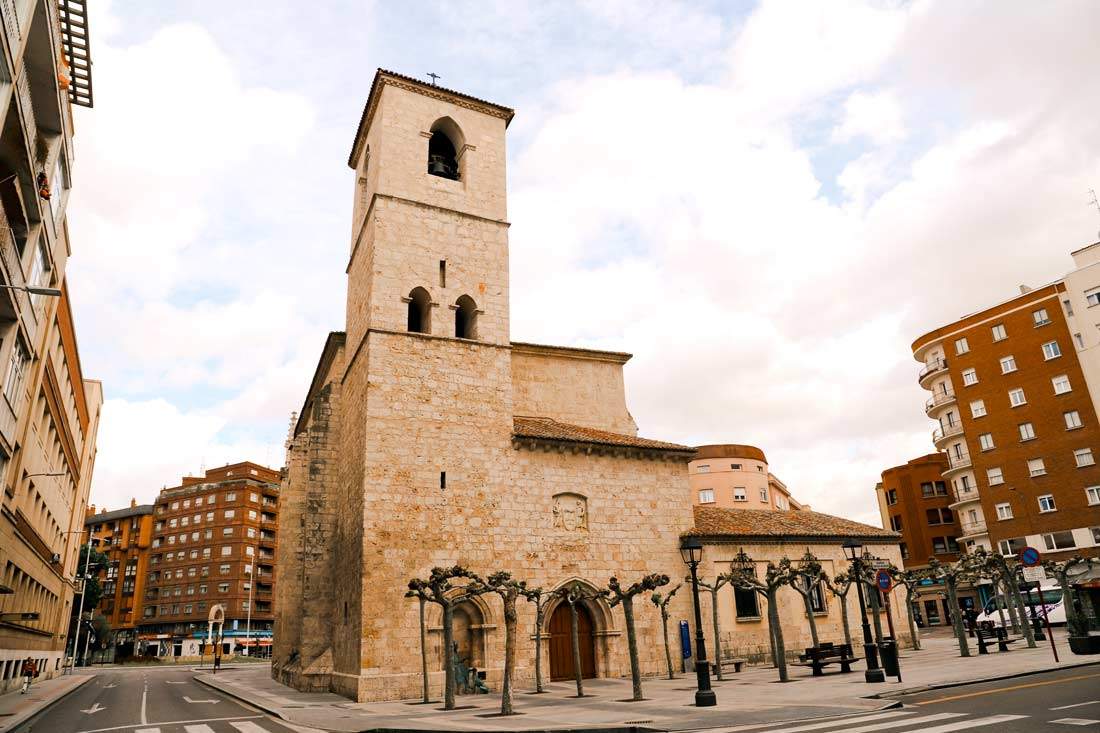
[427,72,440,87]
[1089,189,1100,239]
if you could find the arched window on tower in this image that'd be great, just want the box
[407,287,432,334]
[454,295,477,340]
[427,118,463,181]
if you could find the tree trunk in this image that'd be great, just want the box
[866,579,884,643]
[442,602,456,710]
[568,599,584,697]
[761,590,778,668]
[419,596,430,703]
[838,589,852,649]
[800,589,820,648]
[710,588,724,681]
[767,587,788,682]
[1000,574,1020,632]
[661,611,674,679]
[533,601,545,693]
[1001,563,1036,648]
[1055,570,1077,631]
[500,593,517,715]
[904,588,921,651]
[945,576,969,657]
[623,596,643,701]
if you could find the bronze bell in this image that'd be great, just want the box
[428,155,450,176]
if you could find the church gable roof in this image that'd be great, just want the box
[512,416,694,455]
[688,505,899,542]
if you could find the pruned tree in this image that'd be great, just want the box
[518,584,558,694]
[693,575,730,680]
[780,551,824,649]
[1042,555,1099,638]
[823,568,856,649]
[404,582,433,703]
[970,548,1036,648]
[562,582,594,698]
[927,557,971,657]
[650,583,682,680]
[730,550,789,682]
[600,573,670,702]
[470,572,526,716]
[407,565,485,710]
[889,567,927,651]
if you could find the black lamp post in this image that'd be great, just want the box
[843,538,884,683]
[680,536,717,707]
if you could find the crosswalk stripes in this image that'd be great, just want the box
[712,710,1031,733]
[230,721,275,732]
[184,725,216,733]
[126,722,282,733]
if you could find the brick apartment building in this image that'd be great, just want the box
[875,454,980,626]
[130,462,280,658]
[82,501,154,659]
[912,250,1100,562]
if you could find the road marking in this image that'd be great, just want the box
[902,716,1028,732]
[915,672,1100,704]
[141,679,148,725]
[184,725,217,733]
[102,682,118,688]
[755,712,962,733]
[75,715,264,733]
[81,702,106,714]
[1051,719,1100,727]
[231,723,277,733]
[166,680,188,684]
[183,695,220,704]
[134,729,158,733]
[1052,701,1100,710]
[706,712,918,733]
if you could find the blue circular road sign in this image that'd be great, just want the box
[1019,546,1041,567]
[875,568,892,592]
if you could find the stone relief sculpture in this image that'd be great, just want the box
[551,492,588,531]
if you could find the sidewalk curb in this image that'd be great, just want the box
[0,674,96,733]
[193,673,290,722]
[870,658,1100,698]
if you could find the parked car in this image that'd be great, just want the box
[974,582,1066,628]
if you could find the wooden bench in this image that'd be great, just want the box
[712,657,748,675]
[794,642,861,676]
[976,626,1020,654]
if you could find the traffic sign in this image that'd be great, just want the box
[1019,546,1041,567]
[1022,566,1047,582]
[875,569,892,592]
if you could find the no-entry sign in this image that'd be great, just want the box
[1019,546,1041,567]
[875,568,892,592]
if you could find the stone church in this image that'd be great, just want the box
[272,70,906,703]
[273,69,702,702]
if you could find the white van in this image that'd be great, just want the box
[974,582,1066,628]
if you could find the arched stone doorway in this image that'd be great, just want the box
[449,601,486,670]
[548,602,596,680]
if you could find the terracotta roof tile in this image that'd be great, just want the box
[513,416,694,453]
[688,505,899,541]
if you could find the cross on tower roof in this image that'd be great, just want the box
[427,72,441,86]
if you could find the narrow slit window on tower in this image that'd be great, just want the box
[454,295,477,339]
[440,471,446,490]
[439,260,446,288]
[407,287,432,334]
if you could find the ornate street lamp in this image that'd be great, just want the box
[843,538,884,683]
[680,536,717,707]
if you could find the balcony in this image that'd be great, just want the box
[924,390,957,416]
[959,520,988,539]
[943,450,972,474]
[918,357,948,387]
[932,423,965,446]
[949,489,981,509]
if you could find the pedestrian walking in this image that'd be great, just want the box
[19,657,37,694]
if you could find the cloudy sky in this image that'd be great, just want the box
[68,0,1100,524]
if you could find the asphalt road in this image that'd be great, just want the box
[16,665,315,733]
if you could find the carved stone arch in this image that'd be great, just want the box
[544,577,615,634]
[425,591,496,672]
[403,286,433,334]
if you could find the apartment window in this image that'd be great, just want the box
[1042,531,1075,551]
[899,543,909,560]
[890,515,903,531]
[1075,448,1096,467]
[218,583,230,593]
[759,487,768,503]
[734,584,760,618]
[3,338,29,404]
[1085,486,1100,506]
[955,337,969,355]
[979,433,995,451]
[208,494,216,504]
[1064,299,1075,315]
[1086,287,1100,307]
[1018,423,1036,441]
[696,464,710,473]
[1028,458,1046,476]
[204,530,212,540]
[178,533,187,544]
[248,510,258,521]
[962,368,978,386]
[999,355,1017,374]
[199,584,208,594]
[932,537,948,554]
[1038,494,1056,513]
[224,510,235,519]
[206,512,214,522]
[730,463,741,470]
[246,527,256,538]
[995,503,1013,520]
[920,482,935,498]
[1053,374,1072,394]
[970,400,987,418]
[983,467,1003,486]
[1042,340,1061,360]
[1008,388,1026,407]
[1033,308,1051,326]
[927,508,952,525]
[1065,411,1083,430]
[222,527,233,536]
[935,481,948,496]
[733,487,747,502]
[958,475,972,492]
[698,489,715,504]
[946,537,960,553]
[183,499,191,509]
[171,501,179,510]
[200,566,209,576]
[245,546,255,557]
[1093,527,1100,545]
[1075,333,1085,349]
[998,537,1025,556]
[249,492,259,503]
[991,323,1007,341]
[221,546,232,557]
[168,518,177,528]
[195,497,203,507]
[219,564,231,575]
[226,492,237,501]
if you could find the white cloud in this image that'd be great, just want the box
[833,90,907,145]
